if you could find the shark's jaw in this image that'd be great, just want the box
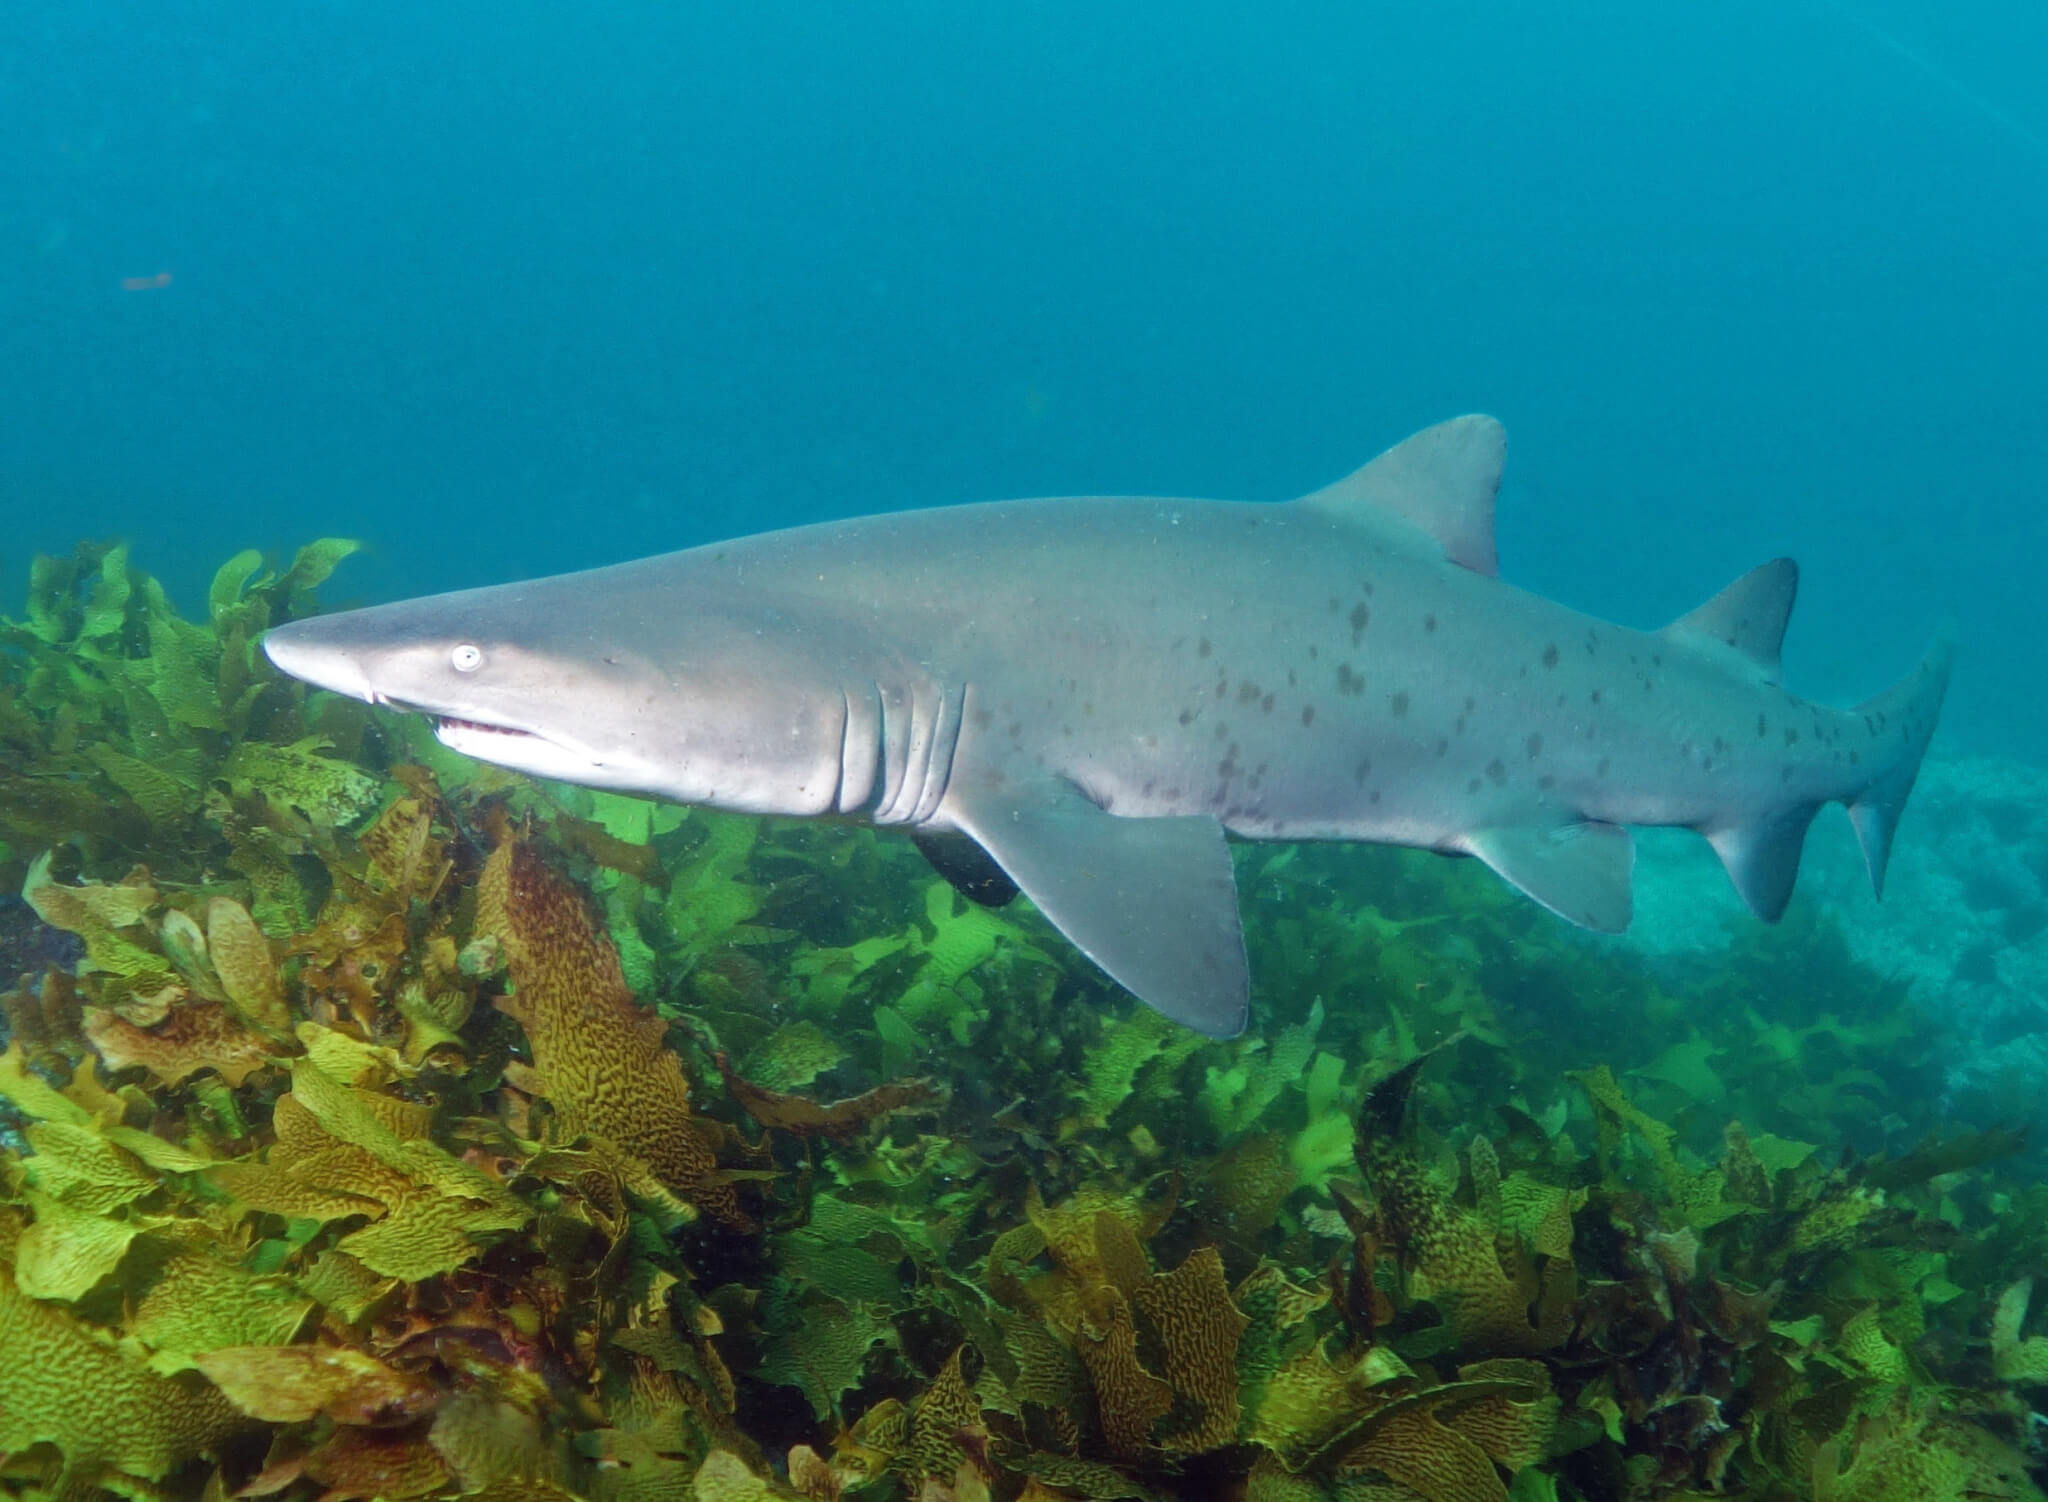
[412,707,628,786]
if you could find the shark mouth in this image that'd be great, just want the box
[427,713,623,785]
[430,715,536,741]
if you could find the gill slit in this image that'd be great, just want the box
[829,687,851,814]
[868,677,965,825]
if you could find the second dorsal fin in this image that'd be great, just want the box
[1294,415,1505,576]
[1663,558,1798,683]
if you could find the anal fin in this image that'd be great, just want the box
[938,775,1249,1037]
[1706,804,1820,921]
[1467,822,1635,932]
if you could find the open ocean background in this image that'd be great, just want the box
[5,1,2043,758]
[10,14,2048,1489]
[6,2,2048,1105]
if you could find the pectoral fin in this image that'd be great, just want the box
[1467,822,1634,932]
[940,776,1249,1037]
[909,828,1020,907]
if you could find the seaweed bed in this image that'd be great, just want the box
[1,541,2045,1502]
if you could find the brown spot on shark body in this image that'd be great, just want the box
[1542,644,1560,668]
[1485,757,1507,784]
[1336,663,1365,695]
[1525,732,1543,760]
[1390,691,1410,717]
[1349,601,1371,643]
[1197,637,1212,657]
[1301,705,1316,727]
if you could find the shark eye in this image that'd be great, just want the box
[450,643,485,673]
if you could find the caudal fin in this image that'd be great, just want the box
[1846,625,1957,897]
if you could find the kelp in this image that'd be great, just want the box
[1,542,2046,1500]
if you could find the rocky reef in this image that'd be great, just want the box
[0,541,2044,1501]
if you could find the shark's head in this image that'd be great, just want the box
[262,567,857,814]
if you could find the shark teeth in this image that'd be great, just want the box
[432,716,531,739]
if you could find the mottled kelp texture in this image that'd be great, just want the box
[0,543,2042,1501]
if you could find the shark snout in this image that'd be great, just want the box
[261,621,380,705]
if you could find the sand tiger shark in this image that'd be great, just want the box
[262,417,1954,1037]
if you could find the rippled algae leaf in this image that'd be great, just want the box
[1353,1059,1574,1358]
[478,831,752,1229]
[1331,1369,1557,1500]
[1201,999,1325,1138]
[660,813,770,957]
[22,850,175,992]
[1077,1004,1203,1132]
[894,878,1055,1031]
[736,1020,847,1092]
[219,735,383,827]
[193,1343,437,1425]
[210,1040,528,1280]
[903,1345,984,1484]
[754,1284,897,1423]
[1129,1245,1247,1451]
[126,1233,317,1374]
[1246,1344,1415,1472]
[11,1184,153,1301]
[16,1116,156,1214]
[83,997,274,1088]
[1811,1390,2046,1502]
[203,893,291,1036]
[0,1241,247,1494]
[1008,1183,1257,1460]
[690,1449,803,1501]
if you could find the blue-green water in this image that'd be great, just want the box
[5,1,2044,757]
[3,9,2048,1494]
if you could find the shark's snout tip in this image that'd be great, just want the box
[261,622,374,703]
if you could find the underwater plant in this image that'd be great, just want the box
[0,543,2042,1500]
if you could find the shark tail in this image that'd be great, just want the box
[1845,624,1957,898]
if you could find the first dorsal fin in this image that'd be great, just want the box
[1294,415,1505,576]
[1663,558,1798,684]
